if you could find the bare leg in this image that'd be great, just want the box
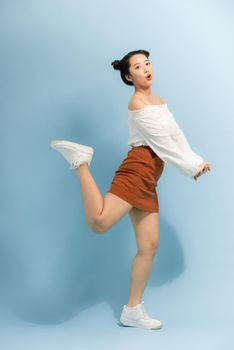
[127,208,159,306]
[76,163,132,232]
[76,163,103,222]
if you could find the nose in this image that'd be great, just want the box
[144,67,150,74]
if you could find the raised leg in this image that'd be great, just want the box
[127,207,159,306]
[76,163,132,233]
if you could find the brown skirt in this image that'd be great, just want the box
[107,145,165,212]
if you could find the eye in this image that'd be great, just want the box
[146,62,151,65]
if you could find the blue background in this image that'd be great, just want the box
[1,0,233,349]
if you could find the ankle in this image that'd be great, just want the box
[126,301,142,308]
[76,162,88,174]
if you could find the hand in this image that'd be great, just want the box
[193,162,212,181]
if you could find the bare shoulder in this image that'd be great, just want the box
[157,96,166,104]
[128,95,167,110]
[128,98,146,111]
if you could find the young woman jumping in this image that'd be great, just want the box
[50,49,211,330]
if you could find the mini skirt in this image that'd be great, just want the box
[107,145,165,212]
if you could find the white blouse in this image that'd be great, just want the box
[128,103,204,178]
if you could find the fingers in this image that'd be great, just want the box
[193,164,211,180]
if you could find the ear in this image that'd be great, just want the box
[125,73,132,83]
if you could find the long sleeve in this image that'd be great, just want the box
[171,127,204,170]
[131,107,204,178]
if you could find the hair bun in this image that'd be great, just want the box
[111,59,121,70]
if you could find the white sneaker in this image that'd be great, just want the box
[119,301,162,330]
[50,140,94,170]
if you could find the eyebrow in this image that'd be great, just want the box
[133,59,149,67]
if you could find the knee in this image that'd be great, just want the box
[150,241,159,255]
[89,217,107,233]
[139,241,158,257]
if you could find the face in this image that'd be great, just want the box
[125,54,153,87]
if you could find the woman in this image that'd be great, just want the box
[50,49,211,330]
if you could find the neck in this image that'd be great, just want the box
[134,86,153,97]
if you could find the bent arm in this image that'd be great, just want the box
[133,111,204,178]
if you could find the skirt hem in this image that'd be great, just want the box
[108,189,159,213]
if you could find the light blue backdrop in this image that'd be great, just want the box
[1,0,233,349]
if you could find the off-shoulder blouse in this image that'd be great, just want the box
[128,103,204,178]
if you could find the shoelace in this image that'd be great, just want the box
[70,160,82,169]
[70,160,89,169]
[140,301,151,320]
[70,161,78,169]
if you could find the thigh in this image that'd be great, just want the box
[128,207,159,253]
[95,192,133,231]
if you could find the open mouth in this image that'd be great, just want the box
[146,74,152,80]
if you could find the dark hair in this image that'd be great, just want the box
[111,49,150,86]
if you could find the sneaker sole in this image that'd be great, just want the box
[50,140,93,155]
[119,317,162,330]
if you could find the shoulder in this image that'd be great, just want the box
[157,96,166,104]
[128,95,166,110]
[128,98,146,111]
